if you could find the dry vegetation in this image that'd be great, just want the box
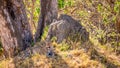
[0,0,120,68]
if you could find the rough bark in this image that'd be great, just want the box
[111,1,120,33]
[15,0,33,48]
[0,0,32,57]
[35,0,58,41]
[116,6,120,33]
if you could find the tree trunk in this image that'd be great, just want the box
[0,0,32,57]
[34,0,58,41]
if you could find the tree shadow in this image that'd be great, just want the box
[12,14,119,68]
[13,47,34,68]
[63,14,120,68]
[47,52,69,68]
[12,42,70,68]
[84,41,119,68]
[90,48,119,68]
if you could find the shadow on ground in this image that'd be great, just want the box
[11,14,120,68]
[84,41,119,68]
[12,38,119,68]
[12,42,70,68]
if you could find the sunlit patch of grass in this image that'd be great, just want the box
[0,58,15,68]
[55,40,70,51]
[59,44,70,51]
[60,49,105,68]
[0,39,3,56]
[51,37,82,51]
[1,0,120,68]
[89,37,120,66]
[78,10,89,17]
[90,35,117,53]
[41,26,49,41]
[30,54,50,67]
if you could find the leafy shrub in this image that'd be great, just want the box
[58,41,70,51]
[58,0,75,9]
[58,0,65,8]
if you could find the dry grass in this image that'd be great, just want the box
[0,40,119,68]
[0,0,120,68]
